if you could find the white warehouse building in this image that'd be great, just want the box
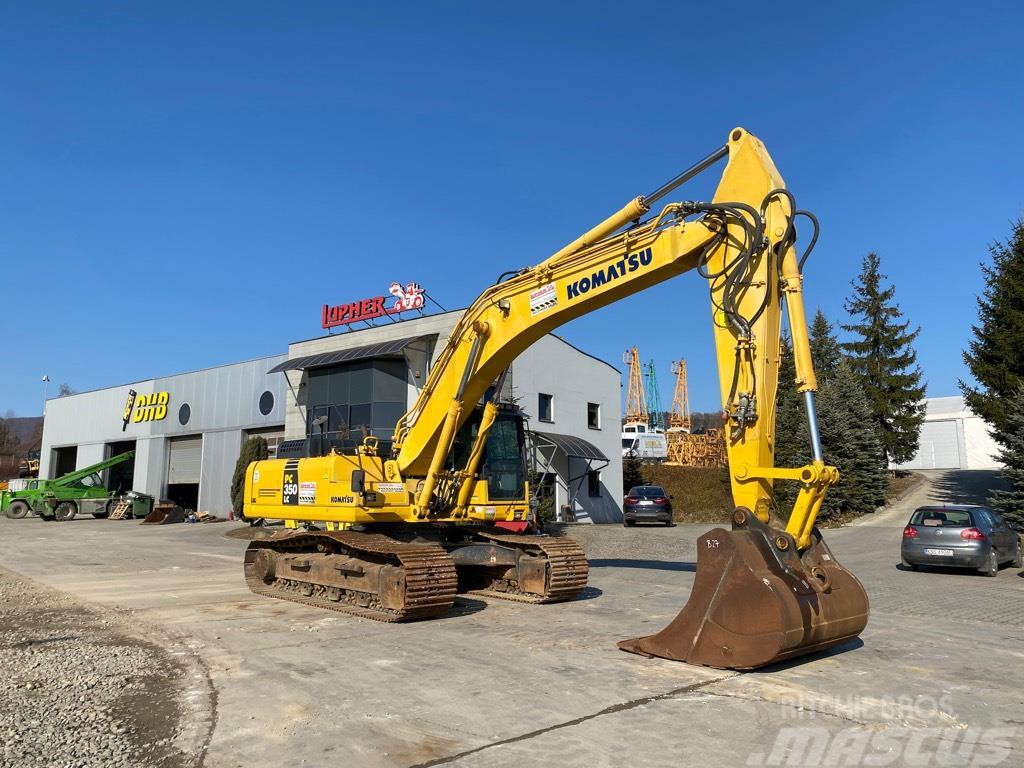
[39,309,624,523]
[892,396,1002,471]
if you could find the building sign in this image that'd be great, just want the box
[322,281,426,329]
[122,389,170,431]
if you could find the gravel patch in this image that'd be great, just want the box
[0,567,208,768]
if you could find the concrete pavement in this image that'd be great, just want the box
[0,469,1021,767]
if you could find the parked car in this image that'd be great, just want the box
[623,485,673,526]
[901,505,1023,576]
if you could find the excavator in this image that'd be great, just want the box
[243,127,870,670]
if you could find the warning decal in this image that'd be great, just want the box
[299,481,317,505]
[529,283,557,316]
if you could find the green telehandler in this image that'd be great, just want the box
[2,451,138,521]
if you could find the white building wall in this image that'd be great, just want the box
[39,355,286,515]
[891,396,1002,471]
[283,312,624,522]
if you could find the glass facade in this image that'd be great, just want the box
[305,359,407,454]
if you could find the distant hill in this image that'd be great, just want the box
[5,416,43,451]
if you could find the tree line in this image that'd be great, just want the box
[774,253,924,521]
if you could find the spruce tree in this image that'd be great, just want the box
[961,220,1024,435]
[989,384,1024,525]
[841,253,926,465]
[772,333,808,516]
[231,437,269,518]
[809,309,842,378]
[815,359,888,519]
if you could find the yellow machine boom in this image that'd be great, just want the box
[243,128,869,669]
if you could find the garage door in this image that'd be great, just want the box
[914,420,961,469]
[167,436,203,483]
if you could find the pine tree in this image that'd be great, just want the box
[816,359,888,519]
[231,437,269,518]
[810,309,843,378]
[989,384,1024,525]
[772,333,809,516]
[773,317,888,521]
[841,253,926,465]
[622,455,645,493]
[961,220,1024,436]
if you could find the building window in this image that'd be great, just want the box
[178,403,191,426]
[587,402,601,430]
[259,390,275,416]
[588,470,601,497]
[538,393,554,423]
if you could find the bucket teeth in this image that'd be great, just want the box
[619,520,869,670]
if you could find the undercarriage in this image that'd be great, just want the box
[244,525,589,622]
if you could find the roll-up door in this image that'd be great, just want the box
[167,436,202,483]
[916,420,960,469]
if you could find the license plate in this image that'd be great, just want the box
[924,548,954,556]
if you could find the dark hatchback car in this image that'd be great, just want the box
[623,485,673,526]
[901,505,1022,576]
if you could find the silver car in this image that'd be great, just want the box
[901,505,1022,576]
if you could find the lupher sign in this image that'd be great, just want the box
[322,282,426,329]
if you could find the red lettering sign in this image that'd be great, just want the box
[322,282,426,329]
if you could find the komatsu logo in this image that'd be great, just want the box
[566,248,653,300]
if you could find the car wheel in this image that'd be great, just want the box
[5,500,30,519]
[54,501,77,522]
[980,549,998,577]
[623,519,634,527]
[1013,540,1023,569]
[901,559,918,571]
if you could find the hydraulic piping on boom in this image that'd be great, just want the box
[242,128,868,670]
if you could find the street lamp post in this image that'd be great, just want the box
[42,375,50,416]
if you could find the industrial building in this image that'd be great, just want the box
[891,396,1002,471]
[39,309,623,523]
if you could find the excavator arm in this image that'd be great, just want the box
[389,128,832,547]
[383,127,868,668]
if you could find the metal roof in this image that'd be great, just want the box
[268,335,429,373]
[531,431,608,462]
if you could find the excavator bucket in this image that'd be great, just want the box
[619,509,869,670]
[141,504,186,525]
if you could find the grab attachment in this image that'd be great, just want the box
[618,508,868,670]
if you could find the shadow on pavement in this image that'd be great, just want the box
[588,558,696,572]
[927,470,1008,506]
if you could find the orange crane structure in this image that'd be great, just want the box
[665,359,727,467]
[668,359,692,432]
[622,347,648,427]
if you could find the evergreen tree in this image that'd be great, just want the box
[772,333,808,516]
[961,220,1024,436]
[773,318,888,521]
[841,253,926,465]
[231,437,269,518]
[989,384,1024,525]
[815,359,888,519]
[809,309,842,377]
[622,454,645,493]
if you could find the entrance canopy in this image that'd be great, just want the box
[268,335,430,373]
[531,431,607,462]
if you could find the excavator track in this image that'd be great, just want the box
[466,532,589,604]
[244,530,458,622]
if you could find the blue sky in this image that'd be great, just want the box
[2,1,1022,417]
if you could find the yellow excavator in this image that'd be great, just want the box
[243,127,869,670]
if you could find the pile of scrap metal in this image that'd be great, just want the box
[665,428,728,467]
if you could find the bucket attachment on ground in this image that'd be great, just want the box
[141,503,186,525]
[619,508,869,670]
